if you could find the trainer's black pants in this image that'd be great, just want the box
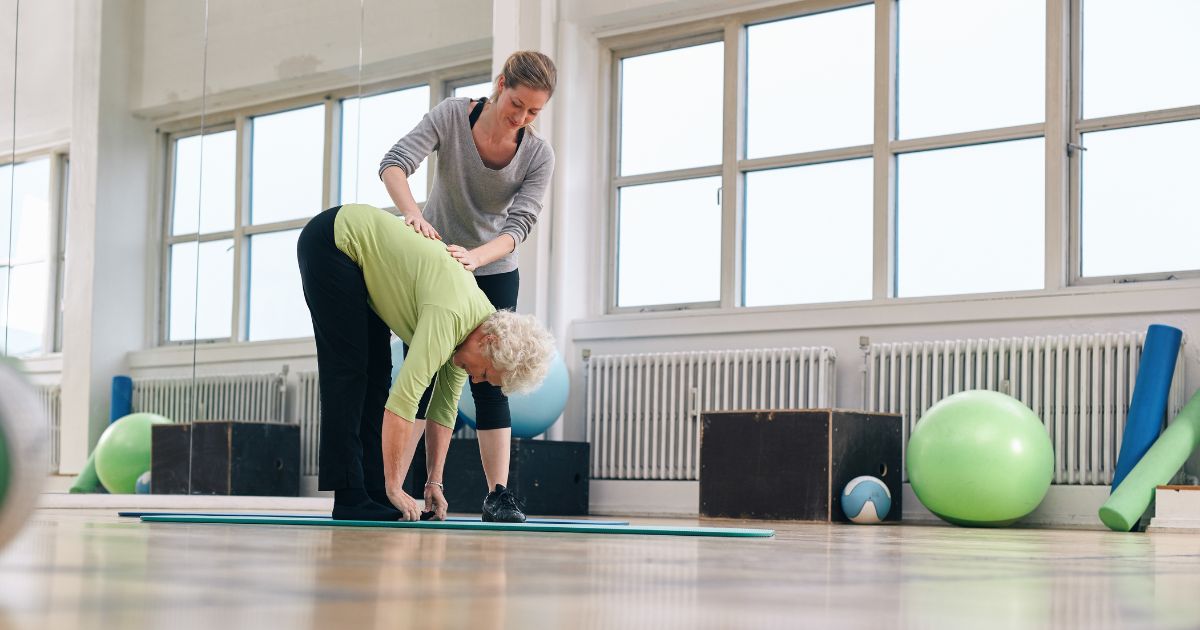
[297,206,391,493]
[407,269,519,430]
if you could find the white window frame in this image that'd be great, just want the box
[1,147,69,357]
[1065,0,1200,286]
[603,0,1195,316]
[156,62,490,346]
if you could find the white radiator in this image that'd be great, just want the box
[866,333,1187,485]
[295,371,477,477]
[36,385,61,474]
[586,347,838,480]
[297,371,320,476]
[131,371,288,425]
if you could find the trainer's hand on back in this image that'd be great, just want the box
[446,244,482,271]
[403,211,441,240]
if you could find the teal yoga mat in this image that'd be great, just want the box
[141,515,775,538]
[120,511,629,526]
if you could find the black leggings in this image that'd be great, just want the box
[406,269,518,431]
[297,206,391,492]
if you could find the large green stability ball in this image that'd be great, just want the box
[94,412,171,494]
[906,390,1054,527]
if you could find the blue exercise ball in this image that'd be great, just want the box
[389,339,406,385]
[389,339,466,431]
[135,471,152,494]
[841,476,891,524]
[459,353,569,438]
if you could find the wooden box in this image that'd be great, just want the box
[189,421,301,496]
[405,438,590,516]
[699,409,902,521]
[150,423,191,495]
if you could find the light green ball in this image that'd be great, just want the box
[94,413,172,494]
[906,390,1054,527]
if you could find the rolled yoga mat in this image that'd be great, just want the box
[110,376,133,422]
[1111,324,1183,491]
[120,511,629,526]
[1099,386,1200,532]
[141,515,775,538]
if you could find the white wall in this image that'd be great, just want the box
[0,0,72,151]
[136,0,493,118]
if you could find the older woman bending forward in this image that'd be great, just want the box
[297,203,554,522]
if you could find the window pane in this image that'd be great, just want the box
[454,81,492,100]
[620,42,723,176]
[897,0,1044,139]
[341,85,430,208]
[746,6,874,158]
[744,159,873,306]
[169,239,234,341]
[617,177,721,307]
[0,263,48,356]
[1082,0,1200,119]
[171,130,236,235]
[896,139,1044,297]
[1080,120,1200,277]
[247,229,311,341]
[0,159,50,264]
[251,105,325,225]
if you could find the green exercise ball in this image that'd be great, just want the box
[906,390,1054,527]
[94,412,171,494]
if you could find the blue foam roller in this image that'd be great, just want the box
[110,376,133,423]
[1111,324,1183,491]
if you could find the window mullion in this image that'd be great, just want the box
[872,0,897,301]
[721,20,743,310]
[232,114,250,343]
[1045,0,1072,291]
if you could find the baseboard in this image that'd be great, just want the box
[903,483,1110,528]
[43,475,77,494]
[590,479,1112,527]
[589,480,699,517]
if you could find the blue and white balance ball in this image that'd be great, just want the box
[135,471,152,494]
[841,476,891,524]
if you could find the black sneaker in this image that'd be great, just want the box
[482,484,527,523]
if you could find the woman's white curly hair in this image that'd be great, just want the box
[479,310,556,395]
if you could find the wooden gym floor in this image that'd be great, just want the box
[1,509,1199,629]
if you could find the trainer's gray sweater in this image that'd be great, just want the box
[379,97,555,276]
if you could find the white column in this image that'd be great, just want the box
[492,0,564,438]
[59,0,154,473]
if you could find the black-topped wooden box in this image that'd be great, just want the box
[405,438,590,516]
[699,409,902,522]
[151,421,300,496]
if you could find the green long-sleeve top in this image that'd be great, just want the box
[333,203,496,428]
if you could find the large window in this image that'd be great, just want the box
[614,40,724,309]
[163,67,485,344]
[894,0,1045,297]
[744,6,874,307]
[1,156,66,357]
[341,85,431,209]
[608,1,1190,314]
[1076,0,1200,280]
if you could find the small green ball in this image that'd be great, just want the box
[907,390,1054,527]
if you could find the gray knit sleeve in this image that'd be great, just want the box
[499,142,556,245]
[378,99,449,178]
